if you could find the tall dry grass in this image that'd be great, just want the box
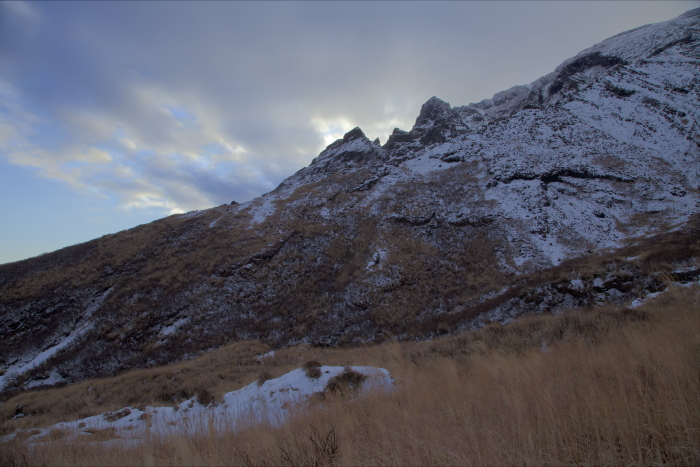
[3,286,699,466]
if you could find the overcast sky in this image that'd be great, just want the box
[0,1,695,264]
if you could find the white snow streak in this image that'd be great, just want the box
[3,366,393,446]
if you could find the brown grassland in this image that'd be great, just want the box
[1,283,699,466]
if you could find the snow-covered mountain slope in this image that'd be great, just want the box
[1,9,699,395]
[268,7,699,267]
[3,366,393,446]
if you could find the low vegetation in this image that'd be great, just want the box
[302,361,322,379]
[324,367,367,397]
[2,284,698,466]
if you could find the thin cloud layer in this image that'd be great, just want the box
[0,1,692,219]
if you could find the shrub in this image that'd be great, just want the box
[324,367,366,396]
[303,361,322,379]
[195,387,215,406]
[256,371,273,388]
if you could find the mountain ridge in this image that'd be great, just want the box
[1,9,698,395]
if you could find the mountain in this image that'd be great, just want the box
[1,9,699,395]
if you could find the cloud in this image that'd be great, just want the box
[0,1,693,219]
[82,148,112,164]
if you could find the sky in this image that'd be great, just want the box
[0,1,695,264]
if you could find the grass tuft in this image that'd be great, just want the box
[256,371,273,388]
[324,367,367,397]
[302,361,322,379]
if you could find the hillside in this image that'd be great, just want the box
[2,283,699,465]
[1,9,699,395]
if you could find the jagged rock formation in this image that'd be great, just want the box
[1,9,699,395]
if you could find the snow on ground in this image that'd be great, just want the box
[25,370,65,390]
[3,366,393,446]
[630,277,700,308]
[177,210,204,220]
[403,154,451,176]
[0,287,114,393]
[256,350,275,361]
[366,248,388,270]
[249,194,279,225]
[629,292,664,309]
[159,318,189,337]
[563,8,699,64]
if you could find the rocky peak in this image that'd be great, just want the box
[341,127,366,143]
[382,97,465,150]
[322,127,370,153]
[414,96,456,128]
[409,96,468,146]
[291,126,383,184]
[383,127,414,148]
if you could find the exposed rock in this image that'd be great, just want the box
[384,128,413,148]
[388,212,435,226]
[441,152,463,163]
[549,52,627,96]
[414,96,456,127]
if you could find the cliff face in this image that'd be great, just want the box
[1,9,699,394]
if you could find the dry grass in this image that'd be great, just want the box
[324,367,367,397]
[0,341,270,432]
[2,285,698,466]
[303,361,322,379]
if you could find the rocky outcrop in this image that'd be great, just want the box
[287,127,385,185]
[548,52,627,96]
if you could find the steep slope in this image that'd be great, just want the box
[1,9,699,395]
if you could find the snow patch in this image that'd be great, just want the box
[3,366,393,446]
[256,350,275,361]
[366,248,388,269]
[159,318,189,337]
[25,370,65,389]
[403,154,450,175]
[249,194,279,225]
